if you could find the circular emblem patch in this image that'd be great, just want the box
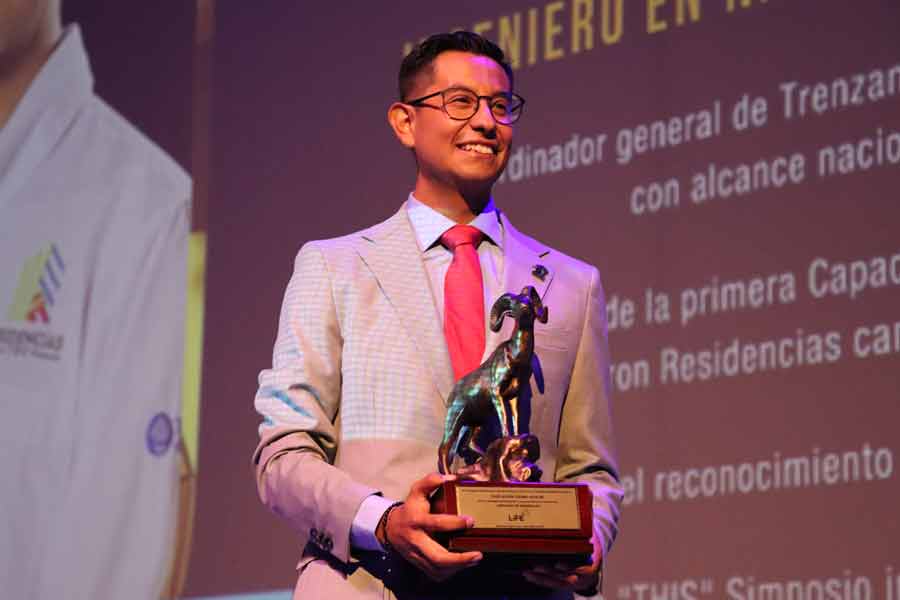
[146,412,174,457]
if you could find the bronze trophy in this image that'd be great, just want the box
[431,286,593,567]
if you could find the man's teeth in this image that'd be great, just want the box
[460,144,494,154]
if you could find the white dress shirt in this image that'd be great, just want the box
[0,25,190,599]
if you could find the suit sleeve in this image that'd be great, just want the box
[554,265,623,558]
[253,242,379,564]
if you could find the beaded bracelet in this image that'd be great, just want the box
[376,501,404,552]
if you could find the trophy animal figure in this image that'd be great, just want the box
[438,286,548,482]
[475,433,543,482]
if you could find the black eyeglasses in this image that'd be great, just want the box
[404,86,526,125]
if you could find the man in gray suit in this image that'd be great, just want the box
[253,32,622,599]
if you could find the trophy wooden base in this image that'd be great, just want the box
[431,480,594,566]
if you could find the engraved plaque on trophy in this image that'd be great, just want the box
[431,286,593,566]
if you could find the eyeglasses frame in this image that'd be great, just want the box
[403,87,526,125]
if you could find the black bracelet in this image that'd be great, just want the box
[377,501,404,553]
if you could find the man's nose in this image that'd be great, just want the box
[469,98,497,132]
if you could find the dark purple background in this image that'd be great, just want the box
[186,1,900,595]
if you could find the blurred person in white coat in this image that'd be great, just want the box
[0,1,190,598]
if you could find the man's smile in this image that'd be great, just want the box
[457,142,498,155]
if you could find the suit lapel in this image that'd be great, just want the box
[354,209,456,402]
[485,211,556,351]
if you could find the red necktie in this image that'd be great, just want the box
[441,225,485,380]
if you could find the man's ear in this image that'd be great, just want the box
[387,102,416,149]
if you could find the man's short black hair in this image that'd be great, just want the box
[398,31,514,101]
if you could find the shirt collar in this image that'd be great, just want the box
[405,193,503,252]
[0,25,93,201]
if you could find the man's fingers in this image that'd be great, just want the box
[389,502,473,535]
[424,554,483,581]
[391,472,482,581]
[408,548,453,582]
[523,527,602,590]
[409,472,455,497]
[411,533,481,580]
[419,512,474,533]
[414,531,482,566]
[405,547,437,579]
[546,561,592,576]
[523,568,579,590]
[531,564,578,577]
[393,526,481,580]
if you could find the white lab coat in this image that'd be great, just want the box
[0,25,191,599]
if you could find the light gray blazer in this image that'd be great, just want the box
[253,206,622,599]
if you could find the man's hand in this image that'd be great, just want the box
[380,473,482,581]
[522,525,602,595]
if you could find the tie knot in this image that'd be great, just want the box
[441,224,483,251]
